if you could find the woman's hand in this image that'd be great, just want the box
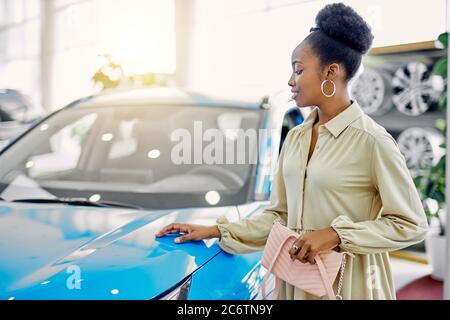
[288,227,341,264]
[155,223,221,244]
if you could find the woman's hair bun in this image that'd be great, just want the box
[315,3,374,54]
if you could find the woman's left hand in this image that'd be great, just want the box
[288,227,341,264]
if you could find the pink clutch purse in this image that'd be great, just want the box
[261,220,353,300]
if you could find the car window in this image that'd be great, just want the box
[28,113,98,178]
[0,104,262,209]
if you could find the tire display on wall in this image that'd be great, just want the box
[391,61,445,116]
[397,127,445,176]
[350,68,392,116]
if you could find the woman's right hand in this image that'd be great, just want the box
[155,223,221,244]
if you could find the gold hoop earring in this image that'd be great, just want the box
[321,79,336,98]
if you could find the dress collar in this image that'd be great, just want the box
[299,100,364,138]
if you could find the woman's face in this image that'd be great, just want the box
[288,44,327,108]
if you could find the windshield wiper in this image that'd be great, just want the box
[11,197,143,210]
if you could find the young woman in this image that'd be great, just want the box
[156,3,428,300]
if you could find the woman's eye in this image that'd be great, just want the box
[295,70,303,75]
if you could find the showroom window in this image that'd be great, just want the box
[50,0,176,109]
[0,0,41,107]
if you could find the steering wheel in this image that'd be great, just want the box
[186,166,244,190]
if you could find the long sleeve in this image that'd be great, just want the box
[216,131,292,255]
[331,133,429,255]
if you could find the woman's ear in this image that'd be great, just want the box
[325,63,340,79]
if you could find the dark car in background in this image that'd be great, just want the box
[0,89,43,150]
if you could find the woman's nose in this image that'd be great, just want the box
[288,79,294,88]
[288,74,295,87]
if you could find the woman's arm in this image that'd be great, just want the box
[330,133,429,255]
[156,130,293,253]
[216,130,293,255]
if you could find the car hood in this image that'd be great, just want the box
[0,201,238,299]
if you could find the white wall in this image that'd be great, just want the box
[0,0,42,108]
[177,0,447,102]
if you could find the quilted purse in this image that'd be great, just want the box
[261,220,353,300]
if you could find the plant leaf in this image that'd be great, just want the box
[432,58,447,78]
[438,32,448,49]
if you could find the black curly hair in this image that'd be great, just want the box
[304,3,374,81]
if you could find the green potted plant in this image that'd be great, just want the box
[92,54,173,91]
[414,32,448,280]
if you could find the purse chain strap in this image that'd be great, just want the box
[335,254,347,300]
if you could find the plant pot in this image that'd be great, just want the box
[425,233,446,281]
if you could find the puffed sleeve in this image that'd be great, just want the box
[330,133,429,255]
[216,130,292,254]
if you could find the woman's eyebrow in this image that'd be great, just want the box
[292,60,304,67]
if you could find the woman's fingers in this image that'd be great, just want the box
[155,224,213,244]
[155,223,177,237]
[297,244,310,263]
[289,237,303,260]
[307,250,317,264]
[289,247,298,261]
[155,223,189,237]
[175,231,196,243]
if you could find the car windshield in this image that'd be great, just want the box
[0,103,262,209]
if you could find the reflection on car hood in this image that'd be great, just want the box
[0,201,236,299]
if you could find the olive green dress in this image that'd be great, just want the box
[216,100,428,300]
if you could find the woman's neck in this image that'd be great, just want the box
[316,94,352,126]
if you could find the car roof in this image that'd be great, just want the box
[72,87,262,110]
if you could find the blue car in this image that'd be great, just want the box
[0,87,306,300]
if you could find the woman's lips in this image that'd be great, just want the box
[291,92,299,99]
